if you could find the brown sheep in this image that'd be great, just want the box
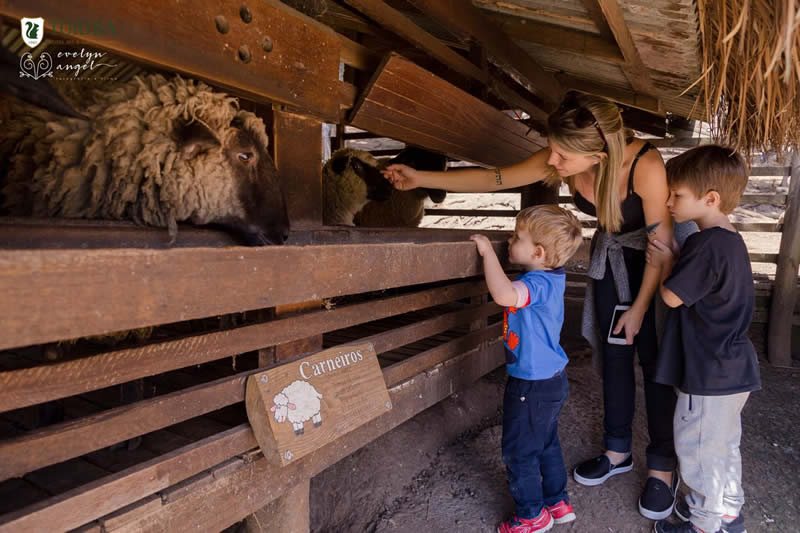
[0,73,290,245]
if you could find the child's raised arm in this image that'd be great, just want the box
[470,235,518,307]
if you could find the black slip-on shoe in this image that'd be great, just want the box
[573,453,633,486]
[639,473,680,520]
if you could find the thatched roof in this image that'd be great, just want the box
[695,0,800,155]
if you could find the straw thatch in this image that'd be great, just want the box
[693,0,800,156]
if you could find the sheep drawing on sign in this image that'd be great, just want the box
[271,380,323,436]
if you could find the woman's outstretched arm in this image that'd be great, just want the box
[382,147,553,192]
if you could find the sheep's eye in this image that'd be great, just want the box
[238,152,253,162]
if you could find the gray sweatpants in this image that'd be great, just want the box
[674,391,750,533]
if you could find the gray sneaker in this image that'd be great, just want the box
[674,499,747,533]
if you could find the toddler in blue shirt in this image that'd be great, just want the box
[471,204,584,533]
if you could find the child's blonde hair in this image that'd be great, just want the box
[665,145,749,214]
[516,204,583,268]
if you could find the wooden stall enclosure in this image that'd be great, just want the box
[1,0,798,531]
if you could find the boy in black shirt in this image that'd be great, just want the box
[646,145,760,533]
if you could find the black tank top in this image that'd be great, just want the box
[573,142,655,234]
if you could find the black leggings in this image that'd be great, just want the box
[593,248,677,471]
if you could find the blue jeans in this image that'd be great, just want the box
[502,371,569,519]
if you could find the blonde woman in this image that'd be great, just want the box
[384,92,679,522]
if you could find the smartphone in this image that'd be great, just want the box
[607,304,631,345]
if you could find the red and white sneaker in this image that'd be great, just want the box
[546,500,576,524]
[497,509,554,533]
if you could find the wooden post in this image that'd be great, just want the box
[768,150,800,367]
[272,109,324,230]
[244,479,310,533]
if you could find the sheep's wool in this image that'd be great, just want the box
[1,74,270,228]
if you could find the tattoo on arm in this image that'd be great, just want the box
[494,168,502,186]
[646,221,661,234]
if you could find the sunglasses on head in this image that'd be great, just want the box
[558,92,608,148]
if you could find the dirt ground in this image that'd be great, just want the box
[311,336,799,533]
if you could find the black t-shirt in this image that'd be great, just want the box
[654,227,761,395]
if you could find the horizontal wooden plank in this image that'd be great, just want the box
[0,426,257,533]
[0,1,342,121]
[0,219,520,249]
[425,209,784,232]
[0,304,499,478]
[98,341,505,533]
[0,280,488,412]
[740,193,787,205]
[749,167,791,176]
[0,375,247,482]
[0,240,507,350]
[382,321,502,386]
[349,54,544,167]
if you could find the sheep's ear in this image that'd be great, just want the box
[330,154,349,174]
[177,120,220,159]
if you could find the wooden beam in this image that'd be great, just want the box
[593,0,659,97]
[0,0,343,121]
[578,0,617,43]
[0,239,507,351]
[272,110,323,229]
[768,152,800,367]
[405,0,563,110]
[340,0,487,83]
[338,34,381,71]
[488,77,549,123]
[349,54,545,167]
[484,12,624,64]
[555,73,661,114]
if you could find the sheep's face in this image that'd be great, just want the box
[225,121,290,245]
[330,151,393,202]
[179,118,290,245]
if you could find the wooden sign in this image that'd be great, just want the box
[245,342,391,466]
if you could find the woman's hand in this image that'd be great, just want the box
[612,305,645,345]
[469,234,493,257]
[381,164,420,190]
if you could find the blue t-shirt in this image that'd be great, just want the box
[503,268,568,380]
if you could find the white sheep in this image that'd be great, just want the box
[270,380,323,436]
[323,146,447,227]
[0,73,290,245]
